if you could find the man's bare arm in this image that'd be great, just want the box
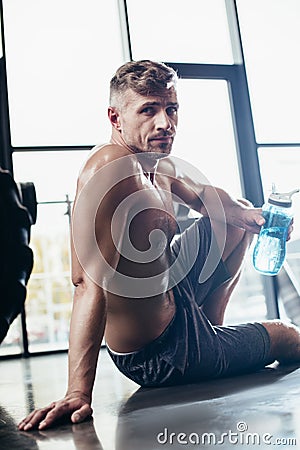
[18,276,107,431]
[164,158,265,234]
[18,146,135,431]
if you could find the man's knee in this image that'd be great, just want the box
[234,198,255,245]
[221,223,253,270]
[261,320,300,364]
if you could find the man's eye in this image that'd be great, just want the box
[141,107,154,114]
[167,107,178,116]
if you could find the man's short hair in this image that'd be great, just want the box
[109,60,178,107]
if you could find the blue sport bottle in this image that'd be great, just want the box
[253,187,299,276]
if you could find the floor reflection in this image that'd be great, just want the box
[115,364,300,450]
[21,419,104,450]
[0,406,39,450]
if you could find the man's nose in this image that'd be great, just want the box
[155,110,172,130]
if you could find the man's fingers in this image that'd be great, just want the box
[18,398,93,431]
[256,216,265,227]
[18,405,54,430]
[37,403,72,430]
[287,223,294,241]
[71,404,93,424]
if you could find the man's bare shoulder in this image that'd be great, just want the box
[157,156,177,180]
[77,144,138,189]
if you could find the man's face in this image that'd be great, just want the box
[114,87,178,156]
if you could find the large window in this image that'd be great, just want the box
[237,0,300,143]
[236,1,300,243]
[173,79,241,196]
[2,0,124,147]
[127,0,234,64]
[236,0,300,322]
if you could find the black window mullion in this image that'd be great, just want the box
[0,0,12,172]
[229,65,264,206]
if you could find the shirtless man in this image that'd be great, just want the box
[19,60,300,431]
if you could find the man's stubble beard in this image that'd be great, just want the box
[129,141,173,161]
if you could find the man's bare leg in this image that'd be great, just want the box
[261,320,300,364]
[201,218,300,366]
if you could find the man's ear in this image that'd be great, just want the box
[108,107,121,131]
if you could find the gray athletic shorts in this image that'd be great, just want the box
[107,217,272,387]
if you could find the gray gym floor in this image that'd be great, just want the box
[0,349,299,450]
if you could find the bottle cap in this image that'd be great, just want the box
[268,188,300,208]
[268,194,292,207]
